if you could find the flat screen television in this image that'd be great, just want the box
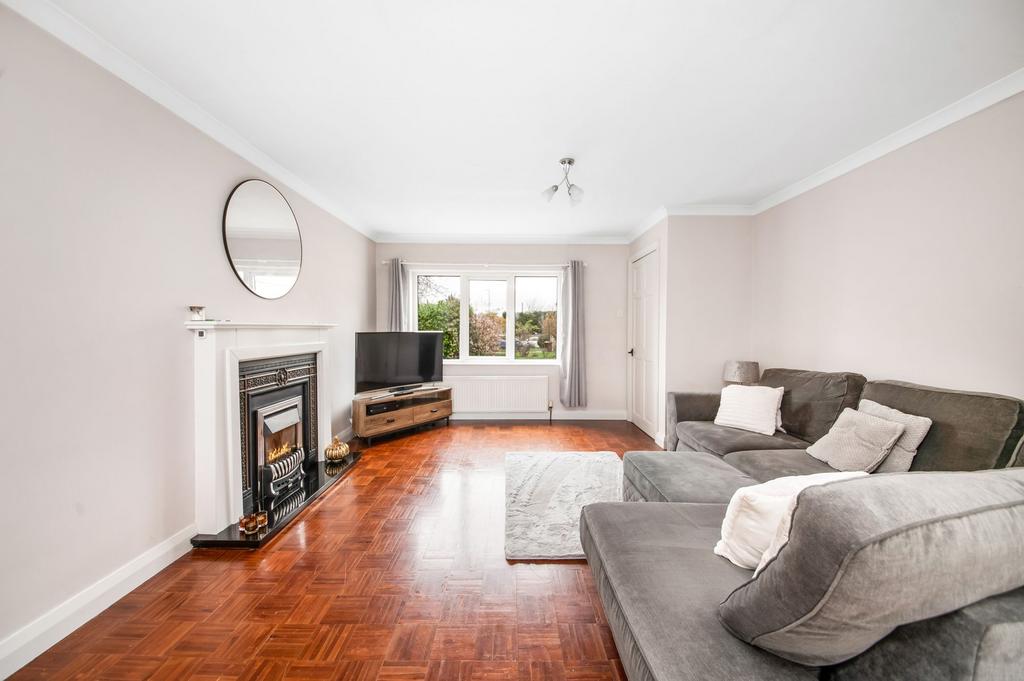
[355,331,443,394]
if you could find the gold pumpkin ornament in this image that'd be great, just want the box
[324,435,350,461]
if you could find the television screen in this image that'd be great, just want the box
[355,332,443,393]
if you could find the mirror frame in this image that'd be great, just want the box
[222,178,303,300]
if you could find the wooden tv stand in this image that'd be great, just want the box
[352,385,452,444]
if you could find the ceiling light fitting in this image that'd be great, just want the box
[541,157,584,205]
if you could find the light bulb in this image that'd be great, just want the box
[567,184,584,204]
[541,185,559,202]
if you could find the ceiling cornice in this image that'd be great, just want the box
[626,205,757,243]
[629,66,1024,236]
[626,206,669,242]
[9,0,1024,245]
[2,0,377,241]
[667,204,756,216]
[372,232,631,246]
[750,66,1024,214]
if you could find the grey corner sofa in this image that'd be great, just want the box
[582,368,1024,681]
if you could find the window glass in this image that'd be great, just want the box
[251,272,298,299]
[469,279,507,357]
[416,275,460,359]
[515,276,558,359]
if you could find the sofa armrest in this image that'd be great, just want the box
[665,392,721,450]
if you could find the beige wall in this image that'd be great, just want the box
[665,216,754,393]
[374,242,629,418]
[0,7,375,652]
[633,93,1024,450]
[751,92,1024,398]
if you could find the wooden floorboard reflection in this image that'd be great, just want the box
[15,421,658,680]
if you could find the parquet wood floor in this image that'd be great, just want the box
[15,421,658,680]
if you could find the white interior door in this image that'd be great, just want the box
[628,250,660,438]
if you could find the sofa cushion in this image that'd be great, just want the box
[719,468,1024,666]
[676,421,808,457]
[623,451,758,503]
[858,398,934,473]
[760,368,867,443]
[722,449,836,482]
[714,385,785,436]
[829,586,1024,681]
[861,380,1024,471]
[806,408,905,472]
[580,502,817,681]
[715,472,867,571]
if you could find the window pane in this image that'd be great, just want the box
[469,279,507,357]
[515,276,558,359]
[416,275,460,359]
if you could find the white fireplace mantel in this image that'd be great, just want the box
[185,321,337,331]
[187,321,336,534]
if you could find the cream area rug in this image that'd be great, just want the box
[505,451,623,560]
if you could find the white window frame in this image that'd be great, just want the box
[410,267,562,365]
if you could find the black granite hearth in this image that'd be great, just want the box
[190,455,359,548]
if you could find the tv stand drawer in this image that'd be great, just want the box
[363,410,414,434]
[413,400,452,424]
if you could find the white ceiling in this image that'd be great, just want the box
[26,1,1024,241]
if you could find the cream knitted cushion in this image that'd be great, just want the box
[807,408,905,472]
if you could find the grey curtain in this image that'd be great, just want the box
[559,260,587,407]
[387,257,410,331]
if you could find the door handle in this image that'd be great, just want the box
[628,348,635,356]
[386,418,396,424]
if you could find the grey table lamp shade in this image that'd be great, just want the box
[723,360,760,384]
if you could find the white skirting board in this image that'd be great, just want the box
[0,524,196,678]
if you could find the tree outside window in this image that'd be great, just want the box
[469,280,506,357]
[413,271,559,361]
[416,275,460,359]
[515,276,557,359]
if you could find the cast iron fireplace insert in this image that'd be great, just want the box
[190,352,360,548]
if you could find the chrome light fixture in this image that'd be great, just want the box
[542,157,584,205]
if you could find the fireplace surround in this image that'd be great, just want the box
[186,321,356,545]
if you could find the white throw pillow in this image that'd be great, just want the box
[857,399,933,473]
[714,385,785,436]
[715,472,867,570]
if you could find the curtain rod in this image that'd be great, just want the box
[380,260,585,267]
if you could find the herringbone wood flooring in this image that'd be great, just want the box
[15,421,658,680]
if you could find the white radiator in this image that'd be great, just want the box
[448,375,550,414]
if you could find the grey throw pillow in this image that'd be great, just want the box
[858,398,933,472]
[806,408,905,472]
[718,468,1024,666]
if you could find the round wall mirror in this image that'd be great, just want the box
[223,179,302,299]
